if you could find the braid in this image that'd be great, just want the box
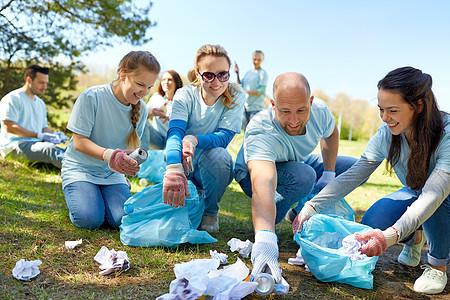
[126,101,141,149]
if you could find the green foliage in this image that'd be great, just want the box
[0,0,155,128]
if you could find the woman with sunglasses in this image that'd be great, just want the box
[293,66,449,294]
[162,44,245,232]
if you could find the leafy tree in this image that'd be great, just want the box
[0,0,155,128]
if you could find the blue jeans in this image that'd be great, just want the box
[15,140,65,168]
[361,187,450,267]
[242,110,259,131]
[141,120,166,150]
[63,181,131,229]
[187,147,234,216]
[238,154,358,224]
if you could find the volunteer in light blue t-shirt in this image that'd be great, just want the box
[0,65,67,168]
[61,51,160,230]
[234,72,358,284]
[234,50,268,130]
[295,67,449,295]
[162,44,245,233]
[141,70,183,150]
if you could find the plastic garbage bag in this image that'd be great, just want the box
[136,149,166,183]
[120,180,217,248]
[297,193,355,221]
[294,214,378,289]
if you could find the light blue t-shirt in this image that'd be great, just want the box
[169,84,245,163]
[234,99,335,182]
[362,114,450,187]
[241,68,268,111]
[0,88,48,156]
[171,85,245,134]
[61,84,148,188]
[146,93,172,136]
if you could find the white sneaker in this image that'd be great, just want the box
[200,215,219,233]
[413,264,447,294]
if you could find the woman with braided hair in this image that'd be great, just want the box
[61,51,160,229]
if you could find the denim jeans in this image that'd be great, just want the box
[187,147,234,216]
[361,187,450,267]
[15,140,65,168]
[238,154,358,224]
[242,110,259,132]
[63,181,131,229]
[141,119,166,151]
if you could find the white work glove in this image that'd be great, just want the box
[292,202,317,234]
[162,163,190,208]
[181,135,198,175]
[251,230,282,283]
[37,132,60,144]
[313,170,335,193]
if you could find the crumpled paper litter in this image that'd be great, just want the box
[342,234,368,261]
[227,238,253,258]
[12,259,42,281]
[94,246,130,275]
[65,238,82,249]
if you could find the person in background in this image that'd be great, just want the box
[294,66,449,295]
[234,50,268,131]
[234,72,357,283]
[0,65,68,168]
[142,70,183,150]
[162,44,245,232]
[61,51,160,229]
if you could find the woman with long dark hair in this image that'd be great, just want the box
[293,66,449,294]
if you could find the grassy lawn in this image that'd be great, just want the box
[0,137,405,299]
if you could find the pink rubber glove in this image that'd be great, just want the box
[181,135,198,175]
[163,163,190,208]
[355,227,399,257]
[102,148,139,176]
[292,202,316,234]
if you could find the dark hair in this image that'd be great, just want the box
[157,70,183,97]
[24,65,49,81]
[378,66,446,190]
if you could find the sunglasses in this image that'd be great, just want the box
[197,69,230,83]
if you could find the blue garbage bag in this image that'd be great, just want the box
[136,150,166,183]
[120,180,217,248]
[294,214,378,289]
[296,193,355,221]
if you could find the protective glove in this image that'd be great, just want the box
[292,202,316,234]
[163,163,190,208]
[355,227,398,257]
[251,230,282,283]
[102,148,139,176]
[313,170,336,193]
[37,132,60,144]
[181,135,198,175]
[54,132,69,143]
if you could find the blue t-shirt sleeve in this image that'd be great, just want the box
[165,119,187,165]
[362,124,389,162]
[434,130,450,173]
[67,90,97,137]
[196,128,235,149]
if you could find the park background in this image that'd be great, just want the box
[1,0,449,299]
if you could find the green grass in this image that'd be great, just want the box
[0,138,404,299]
